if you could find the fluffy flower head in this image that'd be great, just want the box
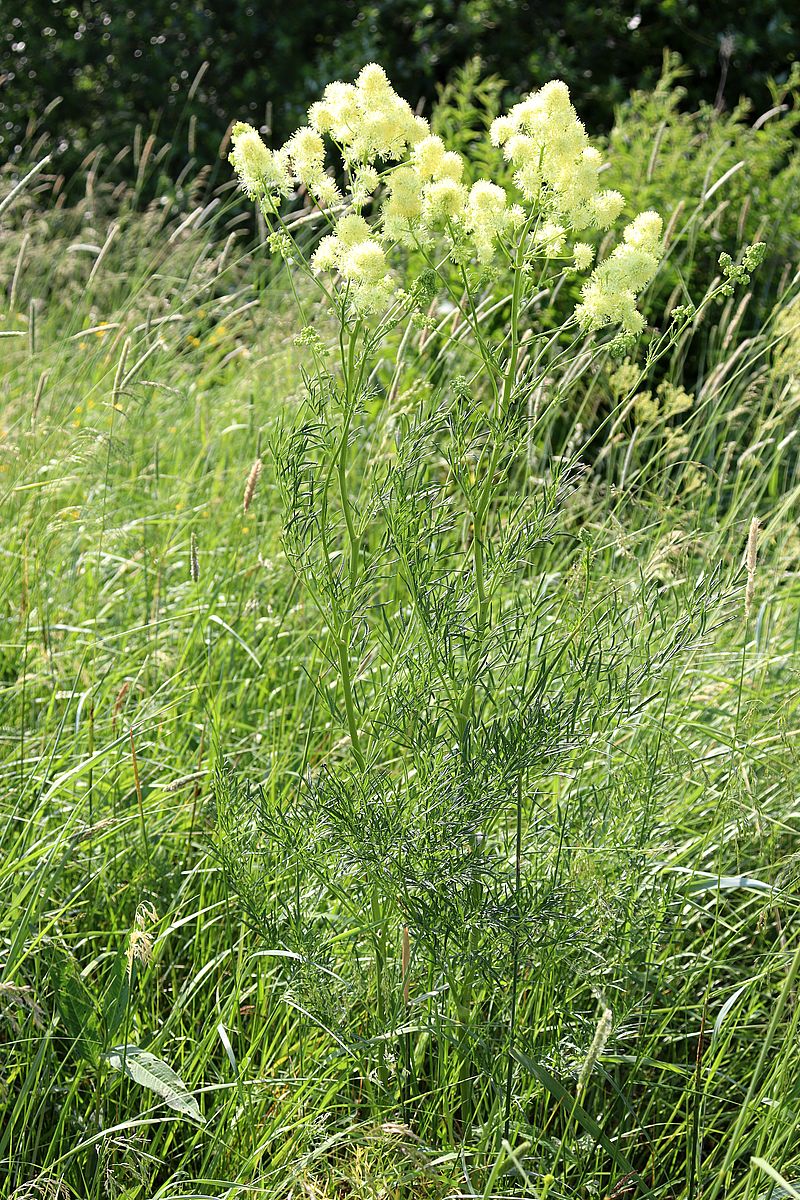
[591,190,625,230]
[573,242,594,271]
[309,82,359,139]
[463,180,514,262]
[308,63,426,165]
[622,210,663,253]
[340,239,388,284]
[412,136,446,179]
[229,122,292,198]
[575,209,664,335]
[336,214,372,247]
[490,115,515,147]
[285,125,326,189]
[382,166,423,241]
[421,178,467,225]
[411,136,464,183]
[351,165,381,208]
[356,62,393,100]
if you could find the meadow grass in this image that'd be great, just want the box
[2,86,800,1200]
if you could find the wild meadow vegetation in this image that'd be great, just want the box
[2,60,800,1200]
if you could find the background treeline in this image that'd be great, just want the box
[2,0,797,172]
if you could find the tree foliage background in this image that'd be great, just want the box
[1,1,797,170]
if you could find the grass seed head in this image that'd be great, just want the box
[244,457,262,513]
[745,515,760,616]
[577,1006,613,1098]
[126,902,158,975]
[190,531,199,582]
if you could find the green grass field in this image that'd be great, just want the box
[2,74,800,1200]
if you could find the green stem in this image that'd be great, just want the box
[338,406,360,590]
[338,634,365,773]
[451,221,534,1127]
[458,221,530,743]
[371,890,390,1091]
[335,328,367,773]
[504,773,524,1141]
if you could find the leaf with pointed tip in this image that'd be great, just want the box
[712,982,751,1044]
[684,873,775,896]
[751,1157,800,1200]
[107,1045,204,1123]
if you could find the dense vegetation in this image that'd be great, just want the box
[2,58,800,1200]
[2,0,798,169]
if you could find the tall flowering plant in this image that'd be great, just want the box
[221,66,761,1141]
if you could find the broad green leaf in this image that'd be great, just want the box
[102,950,131,1042]
[107,1044,204,1123]
[48,942,104,1064]
[684,873,775,896]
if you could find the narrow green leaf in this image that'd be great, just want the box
[511,1048,642,1184]
[684,873,775,896]
[712,981,751,1044]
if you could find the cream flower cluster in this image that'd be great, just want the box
[311,215,394,313]
[381,141,522,264]
[490,81,624,232]
[229,67,664,327]
[575,211,663,336]
[229,122,293,200]
[309,64,429,166]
